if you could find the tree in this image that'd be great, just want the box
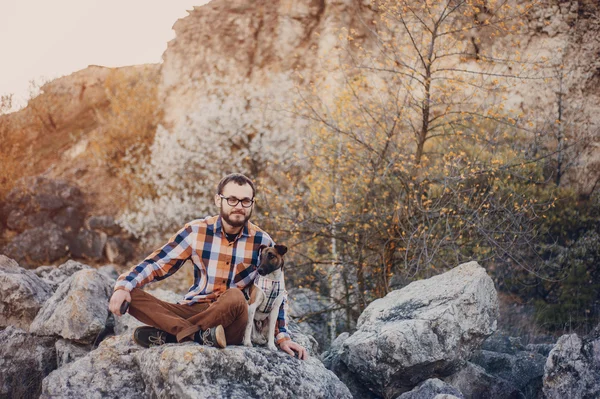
[269,0,563,337]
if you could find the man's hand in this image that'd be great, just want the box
[279,340,307,360]
[109,289,131,316]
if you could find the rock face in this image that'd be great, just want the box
[42,334,352,399]
[33,259,92,291]
[0,255,53,329]
[69,228,107,260]
[41,334,146,399]
[29,269,114,343]
[0,326,57,399]
[137,344,351,398]
[326,261,498,398]
[445,362,522,399]
[2,223,70,266]
[55,339,92,368]
[1,176,85,233]
[1,176,135,266]
[397,378,464,399]
[1,177,84,266]
[288,287,331,351]
[543,329,600,399]
[470,349,546,398]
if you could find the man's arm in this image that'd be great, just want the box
[109,223,194,315]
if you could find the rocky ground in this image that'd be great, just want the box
[1,254,598,398]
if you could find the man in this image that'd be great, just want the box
[108,173,307,360]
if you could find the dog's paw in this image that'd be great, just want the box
[243,340,253,347]
[267,343,277,352]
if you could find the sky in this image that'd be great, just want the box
[0,0,210,111]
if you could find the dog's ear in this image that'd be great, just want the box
[274,244,288,256]
[258,244,268,253]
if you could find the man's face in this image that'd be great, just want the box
[214,182,254,228]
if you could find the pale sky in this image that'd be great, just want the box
[0,0,210,111]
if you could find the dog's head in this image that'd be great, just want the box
[257,244,287,276]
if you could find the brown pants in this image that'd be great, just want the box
[128,287,248,344]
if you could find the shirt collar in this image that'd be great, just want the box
[214,215,250,238]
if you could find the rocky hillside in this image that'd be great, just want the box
[0,64,159,217]
[2,0,598,238]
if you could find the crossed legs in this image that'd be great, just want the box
[127,287,248,344]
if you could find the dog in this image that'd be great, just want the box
[243,244,288,351]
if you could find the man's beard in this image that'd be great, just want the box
[221,208,252,228]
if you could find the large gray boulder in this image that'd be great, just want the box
[86,215,122,235]
[322,332,379,399]
[2,223,70,266]
[445,362,522,399]
[470,349,546,398]
[105,236,135,264]
[29,269,114,343]
[137,344,352,398]
[0,326,57,399]
[69,229,107,260]
[288,287,331,351]
[41,334,146,399]
[396,378,464,399]
[42,334,351,399]
[33,260,92,291]
[543,330,600,399]
[0,255,53,329]
[1,176,84,233]
[328,261,498,398]
[55,339,93,368]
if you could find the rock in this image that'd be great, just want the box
[481,334,525,354]
[0,326,57,399]
[288,287,331,351]
[136,343,352,398]
[2,223,69,266]
[2,176,84,233]
[322,333,378,399]
[289,330,319,356]
[334,262,498,398]
[0,255,53,329]
[42,333,351,399]
[87,215,121,235]
[69,229,107,260]
[445,362,523,399]
[525,343,555,357]
[396,379,464,399]
[52,206,85,233]
[543,331,600,399]
[104,236,134,264]
[41,334,146,399]
[33,259,92,291]
[30,269,114,343]
[98,264,119,280]
[55,339,93,367]
[470,349,546,398]
[6,208,49,231]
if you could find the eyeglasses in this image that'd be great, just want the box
[219,194,254,208]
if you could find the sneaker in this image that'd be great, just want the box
[133,326,177,348]
[194,325,227,348]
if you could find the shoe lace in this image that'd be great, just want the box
[148,332,166,346]
[202,329,214,347]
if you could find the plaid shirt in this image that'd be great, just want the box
[114,215,290,343]
[254,275,285,313]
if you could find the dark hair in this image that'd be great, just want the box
[217,173,256,198]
